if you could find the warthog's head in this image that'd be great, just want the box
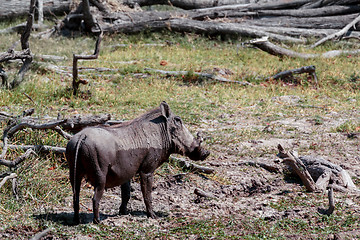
[160,102,210,161]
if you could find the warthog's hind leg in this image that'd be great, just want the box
[92,182,105,224]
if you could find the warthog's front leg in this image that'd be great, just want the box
[120,181,131,215]
[140,171,156,218]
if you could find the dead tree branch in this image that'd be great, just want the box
[249,37,360,59]
[277,144,358,193]
[0,173,17,189]
[0,149,35,168]
[311,13,360,48]
[0,110,111,162]
[73,24,103,95]
[318,185,335,215]
[326,186,335,215]
[270,65,318,87]
[8,144,66,154]
[277,144,317,192]
[30,228,53,240]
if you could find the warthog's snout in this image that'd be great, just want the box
[187,132,210,161]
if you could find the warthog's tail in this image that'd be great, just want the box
[73,134,87,194]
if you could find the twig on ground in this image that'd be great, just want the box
[194,188,216,198]
[326,186,335,215]
[239,161,281,173]
[270,65,318,88]
[170,156,215,174]
[318,185,335,215]
[145,68,251,85]
[30,228,52,240]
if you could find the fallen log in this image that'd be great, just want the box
[192,5,360,20]
[301,0,360,9]
[123,0,259,10]
[103,18,305,43]
[0,23,46,35]
[256,5,360,18]
[0,49,32,64]
[0,0,71,20]
[243,13,360,30]
[249,37,360,59]
[0,109,112,160]
[249,37,317,58]
[59,113,111,132]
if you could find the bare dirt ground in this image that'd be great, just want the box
[12,96,360,239]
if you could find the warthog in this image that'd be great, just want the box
[66,102,210,224]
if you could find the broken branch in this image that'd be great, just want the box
[277,144,317,192]
[311,13,360,48]
[194,188,216,198]
[250,37,360,59]
[0,173,17,190]
[270,65,318,87]
[145,68,251,85]
[0,149,35,168]
[170,156,215,174]
[72,23,103,95]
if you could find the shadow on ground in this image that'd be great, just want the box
[33,210,168,225]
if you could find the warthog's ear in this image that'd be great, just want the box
[160,101,171,119]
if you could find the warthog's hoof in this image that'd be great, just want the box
[147,211,157,219]
[73,215,80,225]
[93,218,101,224]
[119,207,128,215]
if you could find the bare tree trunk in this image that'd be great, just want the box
[0,0,72,19]
[9,0,36,89]
[38,0,44,25]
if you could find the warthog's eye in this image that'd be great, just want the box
[174,116,182,126]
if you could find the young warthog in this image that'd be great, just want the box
[66,102,210,224]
